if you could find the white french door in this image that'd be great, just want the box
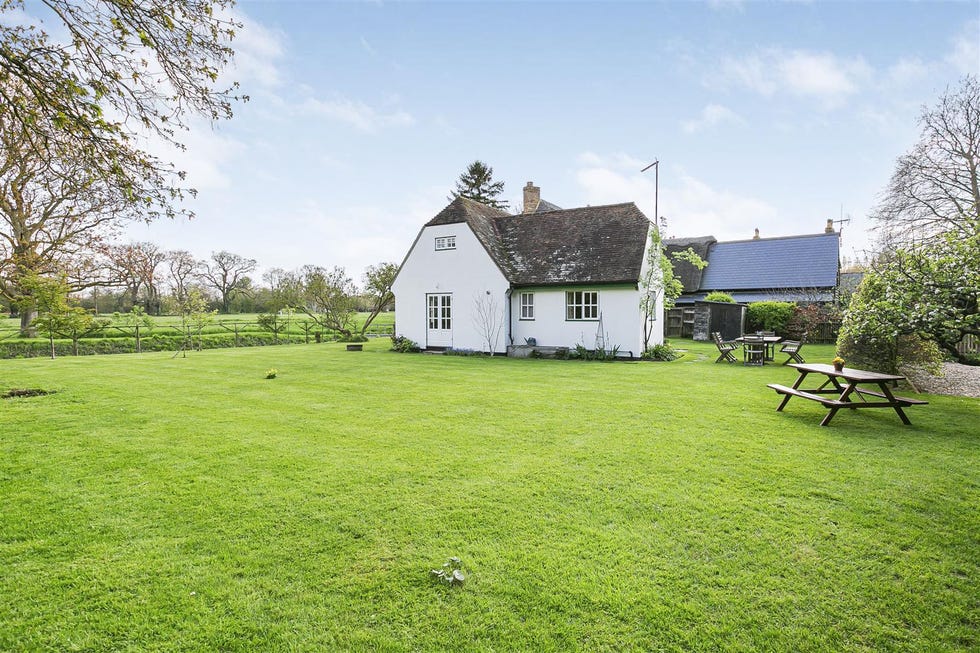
[426,293,452,347]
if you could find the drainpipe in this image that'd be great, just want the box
[505,287,513,349]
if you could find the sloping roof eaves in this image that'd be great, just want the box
[699,232,839,290]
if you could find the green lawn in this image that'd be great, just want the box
[1,340,977,651]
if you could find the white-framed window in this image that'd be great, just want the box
[519,292,535,320]
[434,235,456,251]
[566,290,599,320]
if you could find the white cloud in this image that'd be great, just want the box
[214,10,286,92]
[946,20,980,75]
[574,153,778,241]
[779,51,871,103]
[663,174,779,241]
[717,49,872,108]
[885,58,929,86]
[298,97,415,133]
[681,103,745,133]
[138,120,247,193]
[277,186,446,274]
[719,54,778,96]
[0,5,32,28]
[576,151,647,170]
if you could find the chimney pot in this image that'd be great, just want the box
[753,228,760,240]
[825,219,834,233]
[523,181,540,214]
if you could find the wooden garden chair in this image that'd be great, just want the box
[712,331,739,363]
[742,337,767,366]
[779,333,807,365]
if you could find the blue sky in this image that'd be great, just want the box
[128,0,980,280]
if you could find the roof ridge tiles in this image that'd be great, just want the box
[716,231,837,244]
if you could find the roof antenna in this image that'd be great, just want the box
[641,159,659,229]
[833,204,851,244]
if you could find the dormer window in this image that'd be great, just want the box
[435,235,456,251]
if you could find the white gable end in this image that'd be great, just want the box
[392,222,509,352]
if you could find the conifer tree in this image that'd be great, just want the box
[450,160,508,209]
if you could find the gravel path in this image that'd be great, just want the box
[901,362,980,398]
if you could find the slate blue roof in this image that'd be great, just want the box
[698,231,839,291]
[678,290,836,304]
[534,199,563,213]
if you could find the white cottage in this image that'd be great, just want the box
[391,182,663,357]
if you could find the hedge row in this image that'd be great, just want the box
[0,332,314,359]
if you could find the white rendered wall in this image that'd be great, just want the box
[509,286,651,357]
[392,223,510,353]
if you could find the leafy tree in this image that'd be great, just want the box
[0,97,130,334]
[106,242,167,314]
[166,250,200,304]
[360,262,397,335]
[279,262,396,340]
[639,227,706,349]
[201,251,257,313]
[839,228,979,367]
[449,160,508,209]
[113,305,153,327]
[292,265,358,339]
[262,267,295,313]
[0,0,243,224]
[16,272,108,357]
[174,287,215,354]
[843,77,980,367]
[256,312,290,343]
[871,75,979,247]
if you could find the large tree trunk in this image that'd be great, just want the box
[19,308,37,338]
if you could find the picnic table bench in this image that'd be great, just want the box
[768,363,928,426]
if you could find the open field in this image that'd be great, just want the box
[0,312,395,358]
[0,311,395,330]
[1,340,977,650]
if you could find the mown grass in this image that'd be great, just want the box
[1,340,977,651]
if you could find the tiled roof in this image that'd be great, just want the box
[698,232,839,291]
[534,199,563,213]
[677,290,836,304]
[425,197,651,285]
[498,203,650,285]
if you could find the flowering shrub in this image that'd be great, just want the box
[389,335,421,353]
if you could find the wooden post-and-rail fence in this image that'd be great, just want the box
[0,319,395,359]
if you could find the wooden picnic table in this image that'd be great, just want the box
[767,363,928,426]
[736,335,782,363]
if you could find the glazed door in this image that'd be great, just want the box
[426,293,452,347]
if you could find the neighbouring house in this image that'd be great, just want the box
[664,222,841,340]
[391,182,661,356]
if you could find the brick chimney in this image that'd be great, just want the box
[825,219,834,233]
[523,181,540,214]
[753,228,760,240]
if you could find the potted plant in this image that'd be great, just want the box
[832,356,845,372]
